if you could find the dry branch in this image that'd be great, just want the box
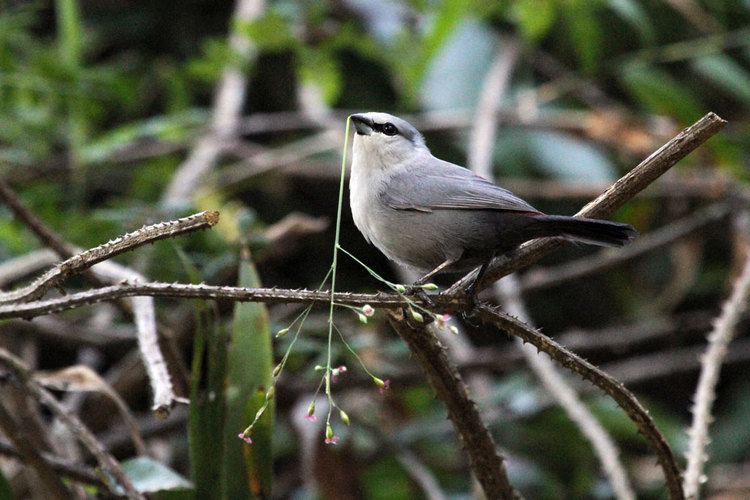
[445,112,727,296]
[0,211,219,305]
[387,310,519,500]
[0,439,108,490]
[476,305,684,500]
[0,348,143,499]
[683,213,750,499]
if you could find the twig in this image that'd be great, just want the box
[476,304,684,500]
[0,348,143,499]
[0,440,108,490]
[445,112,727,297]
[520,203,730,293]
[0,180,74,255]
[386,310,519,500]
[162,0,264,205]
[0,211,219,304]
[683,213,750,499]
[396,450,449,500]
[0,249,58,287]
[0,210,218,415]
[0,402,70,498]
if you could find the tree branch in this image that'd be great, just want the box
[386,310,519,500]
[0,282,454,320]
[520,202,730,294]
[0,439,109,490]
[476,304,684,500]
[0,211,219,305]
[0,348,143,499]
[683,212,750,499]
[445,112,727,296]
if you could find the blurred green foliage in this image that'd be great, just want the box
[1,0,749,498]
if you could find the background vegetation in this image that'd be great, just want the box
[0,0,749,498]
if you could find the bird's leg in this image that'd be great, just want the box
[413,258,457,286]
[408,258,458,308]
[465,258,492,308]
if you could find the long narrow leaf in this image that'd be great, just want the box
[224,246,273,499]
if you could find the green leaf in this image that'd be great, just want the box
[81,110,207,163]
[298,48,343,104]
[607,0,656,44]
[185,243,228,500]
[620,62,704,123]
[241,11,296,51]
[512,0,557,43]
[526,130,616,182]
[122,457,193,493]
[692,53,750,108]
[562,0,604,74]
[223,246,273,499]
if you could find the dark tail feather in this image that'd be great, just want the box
[532,215,637,247]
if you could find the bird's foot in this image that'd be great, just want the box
[406,285,436,309]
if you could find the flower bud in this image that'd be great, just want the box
[421,283,438,291]
[275,327,290,338]
[357,313,368,324]
[339,410,350,425]
[307,401,315,417]
[395,284,406,293]
[410,310,424,323]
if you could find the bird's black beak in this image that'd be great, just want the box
[350,114,373,136]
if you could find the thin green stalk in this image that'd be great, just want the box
[325,117,352,415]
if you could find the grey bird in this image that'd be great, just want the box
[349,112,636,293]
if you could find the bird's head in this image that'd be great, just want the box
[349,112,427,168]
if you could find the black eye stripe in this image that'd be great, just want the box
[373,122,399,136]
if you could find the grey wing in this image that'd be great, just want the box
[380,158,540,213]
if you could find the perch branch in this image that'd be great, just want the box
[0,282,457,320]
[445,112,727,296]
[476,304,684,500]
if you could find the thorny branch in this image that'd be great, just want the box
[0,210,219,304]
[387,310,519,500]
[476,305,685,500]
[445,112,727,296]
[683,213,750,499]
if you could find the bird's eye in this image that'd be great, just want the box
[382,123,398,136]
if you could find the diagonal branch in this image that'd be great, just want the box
[446,112,727,296]
[387,310,519,500]
[476,304,684,500]
[0,348,143,499]
[0,211,219,304]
